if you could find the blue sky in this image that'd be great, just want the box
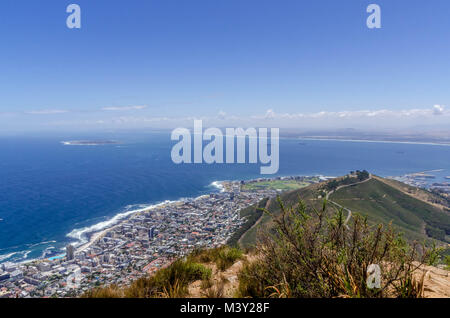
[0,0,449,132]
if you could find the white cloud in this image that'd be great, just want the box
[101,105,147,111]
[254,105,449,121]
[14,104,450,132]
[433,104,445,115]
[264,109,276,119]
[217,110,227,120]
[26,109,69,115]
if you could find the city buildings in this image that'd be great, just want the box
[0,177,317,298]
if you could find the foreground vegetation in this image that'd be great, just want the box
[190,246,243,271]
[84,175,450,298]
[84,197,445,298]
[83,258,211,298]
[84,246,242,298]
[237,198,441,298]
[239,176,450,247]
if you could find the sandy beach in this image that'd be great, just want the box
[73,189,224,254]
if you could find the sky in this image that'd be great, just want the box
[0,0,449,133]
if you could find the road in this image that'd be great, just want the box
[325,175,372,228]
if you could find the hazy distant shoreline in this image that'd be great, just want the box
[61,140,120,146]
[297,137,450,147]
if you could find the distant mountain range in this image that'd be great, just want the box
[279,129,450,145]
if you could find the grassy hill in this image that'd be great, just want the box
[84,174,450,299]
[377,177,450,212]
[238,182,325,248]
[85,201,450,299]
[238,176,450,247]
[227,197,269,247]
[330,178,450,242]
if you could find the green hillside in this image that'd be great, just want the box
[238,183,324,248]
[238,176,450,248]
[330,178,450,242]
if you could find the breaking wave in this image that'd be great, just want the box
[66,200,176,247]
[210,181,225,193]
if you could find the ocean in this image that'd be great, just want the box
[1,132,450,263]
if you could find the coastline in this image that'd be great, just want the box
[75,228,111,254]
[71,181,229,255]
[0,177,268,297]
[297,137,450,147]
[1,170,448,299]
[0,181,227,265]
[73,198,188,254]
[1,167,447,266]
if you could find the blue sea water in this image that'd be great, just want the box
[1,132,450,263]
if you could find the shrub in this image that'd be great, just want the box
[84,259,211,298]
[83,285,122,298]
[238,197,438,298]
[445,256,450,271]
[217,248,243,271]
[190,246,242,271]
[200,275,228,298]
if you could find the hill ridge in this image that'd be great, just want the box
[238,174,450,247]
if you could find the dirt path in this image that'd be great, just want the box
[326,175,373,227]
[239,176,373,244]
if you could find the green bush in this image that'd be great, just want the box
[445,256,450,271]
[217,247,243,271]
[190,246,243,271]
[84,258,211,298]
[238,197,438,298]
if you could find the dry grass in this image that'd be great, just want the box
[200,276,227,298]
[190,246,243,271]
[83,258,211,298]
